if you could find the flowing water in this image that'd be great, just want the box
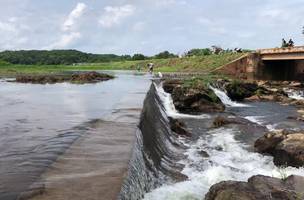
[139,83,304,200]
[0,71,150,200]
[2,74,304,200]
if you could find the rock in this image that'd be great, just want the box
[198,150,210,158]
[15,72,113,84]
[168,117,191,137]
[289,82,302,88]
[205,175,304,200]
[255,130,304,167]
[245,95,260,101]
[171,86,225,114]
[225,81,259,101]
[163,80,182,93]
[70,71,114,83]
[212,116,233,128]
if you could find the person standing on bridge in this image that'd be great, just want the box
[282,38,288,48]
[288,39,294,47]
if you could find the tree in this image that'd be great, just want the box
[154,51,178,59]
[132,54,146,60]
[186,48,212,57]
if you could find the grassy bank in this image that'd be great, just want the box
[0,52,245,76]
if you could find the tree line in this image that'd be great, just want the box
[0,47,247,65]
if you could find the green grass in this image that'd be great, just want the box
[0,52,245,77]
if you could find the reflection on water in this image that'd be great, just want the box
[0,71,150,200]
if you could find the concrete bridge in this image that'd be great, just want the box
[258,46,304,60]
[217,46,304,81]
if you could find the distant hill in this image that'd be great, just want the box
[0,50,132,65]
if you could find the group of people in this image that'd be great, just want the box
[282,38,294,48]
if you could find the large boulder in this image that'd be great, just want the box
[171,85,225,114]
[225,81,259,101]
[255,130,304,167]
[205,175,304,200]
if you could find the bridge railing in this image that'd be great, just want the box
[257,46,304,54]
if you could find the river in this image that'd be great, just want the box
[0,71,151,200]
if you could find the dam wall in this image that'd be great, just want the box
[118,84,185,200]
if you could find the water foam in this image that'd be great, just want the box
[209,86,250,107]
[284,88,304,100]
[155,83,210,119]
[144,128,304,200]
[244,116,278,131]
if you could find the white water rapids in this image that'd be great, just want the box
[143,84,304,200]
[209,86,250,107]
[284,88,304,100]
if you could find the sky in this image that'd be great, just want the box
[0,0,303,55]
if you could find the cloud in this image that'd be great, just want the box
[62,2,87,32]
[0,18,29,50]
[47,32,81,49]
[47,2,87,49]
[99,5,136,28]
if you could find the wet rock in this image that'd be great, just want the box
[255,130,304,167]
[169,117,191,137]
[225,81,259,101]
[205,175,304,200]
[171,86,225,114]
[212,116,232,128]
[163,79,182,93]
[70,71,113,83]
[15,72,114,84]
[198,150,210,158]
[289,82,302,88]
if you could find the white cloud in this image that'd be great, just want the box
[47,2,87,49]
[62,2,87,31]
[48,32,81,49]
[0,18,29,50]
[99,5,136,28]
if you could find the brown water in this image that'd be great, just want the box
[0,71,151,200]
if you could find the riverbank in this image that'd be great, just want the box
[0,53,244,77]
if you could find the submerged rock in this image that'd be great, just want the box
[212,116,239,128]
[168,117,191,137]
[15,71,114,84]
[205,175,304,200]
[255,130,304,167]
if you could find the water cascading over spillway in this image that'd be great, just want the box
[209,85,249,107]
[118,84,187,200]
[119,81,304,200]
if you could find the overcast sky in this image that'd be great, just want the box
[0,0,303,55]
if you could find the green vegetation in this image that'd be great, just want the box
[0,52,245,77]
[154,51,178,59]
[185,48,212,57]
[0,50,133,65]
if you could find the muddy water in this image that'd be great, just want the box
[0,71,150,200]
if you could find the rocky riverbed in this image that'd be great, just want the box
[150,77,304,200]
